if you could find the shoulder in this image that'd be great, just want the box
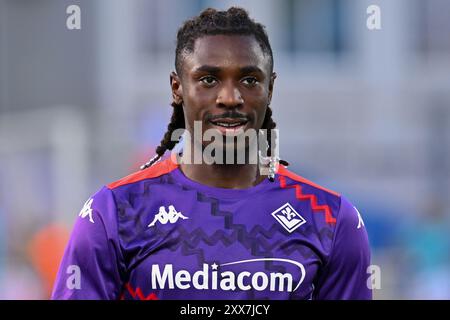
[276,165,341,225]
[76,158,178,225]
[276,166,364,229]
[277,166,340,198]
[106,158,179,190]
[335,196,363,230]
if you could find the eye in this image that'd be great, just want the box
[200,76,218,86]
[242,77,258,86]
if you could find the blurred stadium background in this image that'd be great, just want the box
[0,0,449,299]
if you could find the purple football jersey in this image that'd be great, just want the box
[51,159,372,300]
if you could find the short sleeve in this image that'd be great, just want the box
[51,186,125,299]
[313,196,372,300]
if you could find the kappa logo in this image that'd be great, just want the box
[354,207,365,229]
[148,205,189,227]
[79,198,94,223]
[271,202,306,233]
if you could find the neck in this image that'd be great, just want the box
[179,162,266,189]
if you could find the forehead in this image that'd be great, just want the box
[182,35,270,74]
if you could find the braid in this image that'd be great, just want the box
[261,105,289,181]
[261,106,276,157]
[157,102,185,155]
[140,102,185,170]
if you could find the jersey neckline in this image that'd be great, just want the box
[170,166,274,199]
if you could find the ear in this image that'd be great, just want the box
[170,71,183,104]
[268,72,277,104]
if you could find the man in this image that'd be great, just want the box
[52,7,371,300]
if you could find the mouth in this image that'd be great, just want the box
[208,118,249,135]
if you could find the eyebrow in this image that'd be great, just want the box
[193,65,264,75]
[193,65,221,74]
[239,66,264,75]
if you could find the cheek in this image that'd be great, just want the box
[185,86,215,114]
[182,86,213,129]
[182,105,199,133]
[256,105,268,128]
[247,95,270,127]
[192,85,217,104]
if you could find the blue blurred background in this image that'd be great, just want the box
[0,0,449,299]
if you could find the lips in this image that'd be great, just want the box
[208,117,249,135]
[209,118,248,127]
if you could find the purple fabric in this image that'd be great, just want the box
[52,167,371,300]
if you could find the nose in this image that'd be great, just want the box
[216,81,244,109]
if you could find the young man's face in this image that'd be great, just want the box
[171,34,276,151]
